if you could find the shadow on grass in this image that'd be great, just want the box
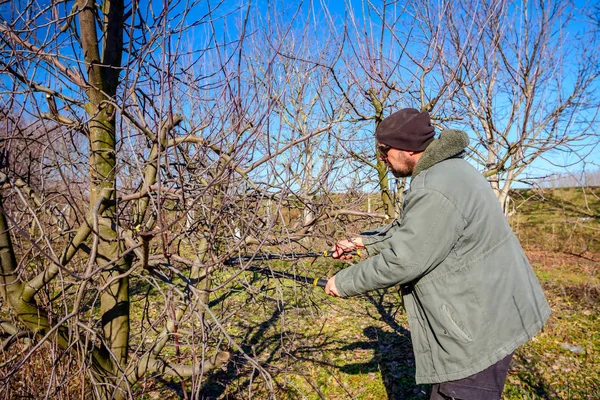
[197,298,293,399]
[200,288,429,399]
[165,286,431,399]
[508,351,557,399]
[335,290,429,399]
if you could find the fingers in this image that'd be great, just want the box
[352,237,364,248]
[331,239,356,259]
[325,276,339,297]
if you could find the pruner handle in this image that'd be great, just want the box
[324,249,360,258]
[314,278,328,288]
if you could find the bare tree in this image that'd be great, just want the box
[445,0,600,211]
[2,0,598,398]
[0,1,340,398]
[310,0,490,217]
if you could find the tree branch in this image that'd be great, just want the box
[242,126,331,174]
[0,23,88,89]
[130,351,230,382]
[22,188,113,303]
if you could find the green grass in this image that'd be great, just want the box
[505,266,600,399]
[510,187,600,254]
[183,187,600,399]
[140,249,596,399]
[3,186,599,399]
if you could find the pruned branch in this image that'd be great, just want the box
[129,351,230,382]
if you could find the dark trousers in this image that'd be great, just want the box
[429,353,513,400]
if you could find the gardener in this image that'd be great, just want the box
[325,108,550,400]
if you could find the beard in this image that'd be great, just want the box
[392,169,412,178]
[388,155,416,178]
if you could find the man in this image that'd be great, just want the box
[325,108,550,400]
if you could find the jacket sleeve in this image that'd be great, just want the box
[360,221,400,255]
[334,188,466,297]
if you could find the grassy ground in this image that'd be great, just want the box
[190,187,600,399]
[189,250,599,399]
[2,187,598,399]
[510,187,600,254]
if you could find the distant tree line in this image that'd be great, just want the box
[537,169,600,188]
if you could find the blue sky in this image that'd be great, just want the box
[1,0,598,189]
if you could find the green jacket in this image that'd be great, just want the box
[334,130,550,384]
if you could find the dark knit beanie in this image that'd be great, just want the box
[376,108,435,151]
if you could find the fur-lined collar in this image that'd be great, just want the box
[413,130,470,178]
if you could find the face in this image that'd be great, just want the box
[378,144,416,178]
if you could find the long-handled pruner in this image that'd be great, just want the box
[245,265,329,288]
[225,250,359,265]
[224,250,360,289]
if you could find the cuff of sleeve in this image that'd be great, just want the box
[361,235,377,247]
[334,267,358,298]
[360,235,381,255]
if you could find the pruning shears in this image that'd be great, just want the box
[225,250,360,288]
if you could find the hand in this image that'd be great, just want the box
[325,276,339,297]
[331,237,364,260]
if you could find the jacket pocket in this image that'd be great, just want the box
[440,303,473,343]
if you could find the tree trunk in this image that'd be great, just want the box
[0,186,115,386]
[376,159,395,218]
[369,92,395,218]
[77,0,128,397]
